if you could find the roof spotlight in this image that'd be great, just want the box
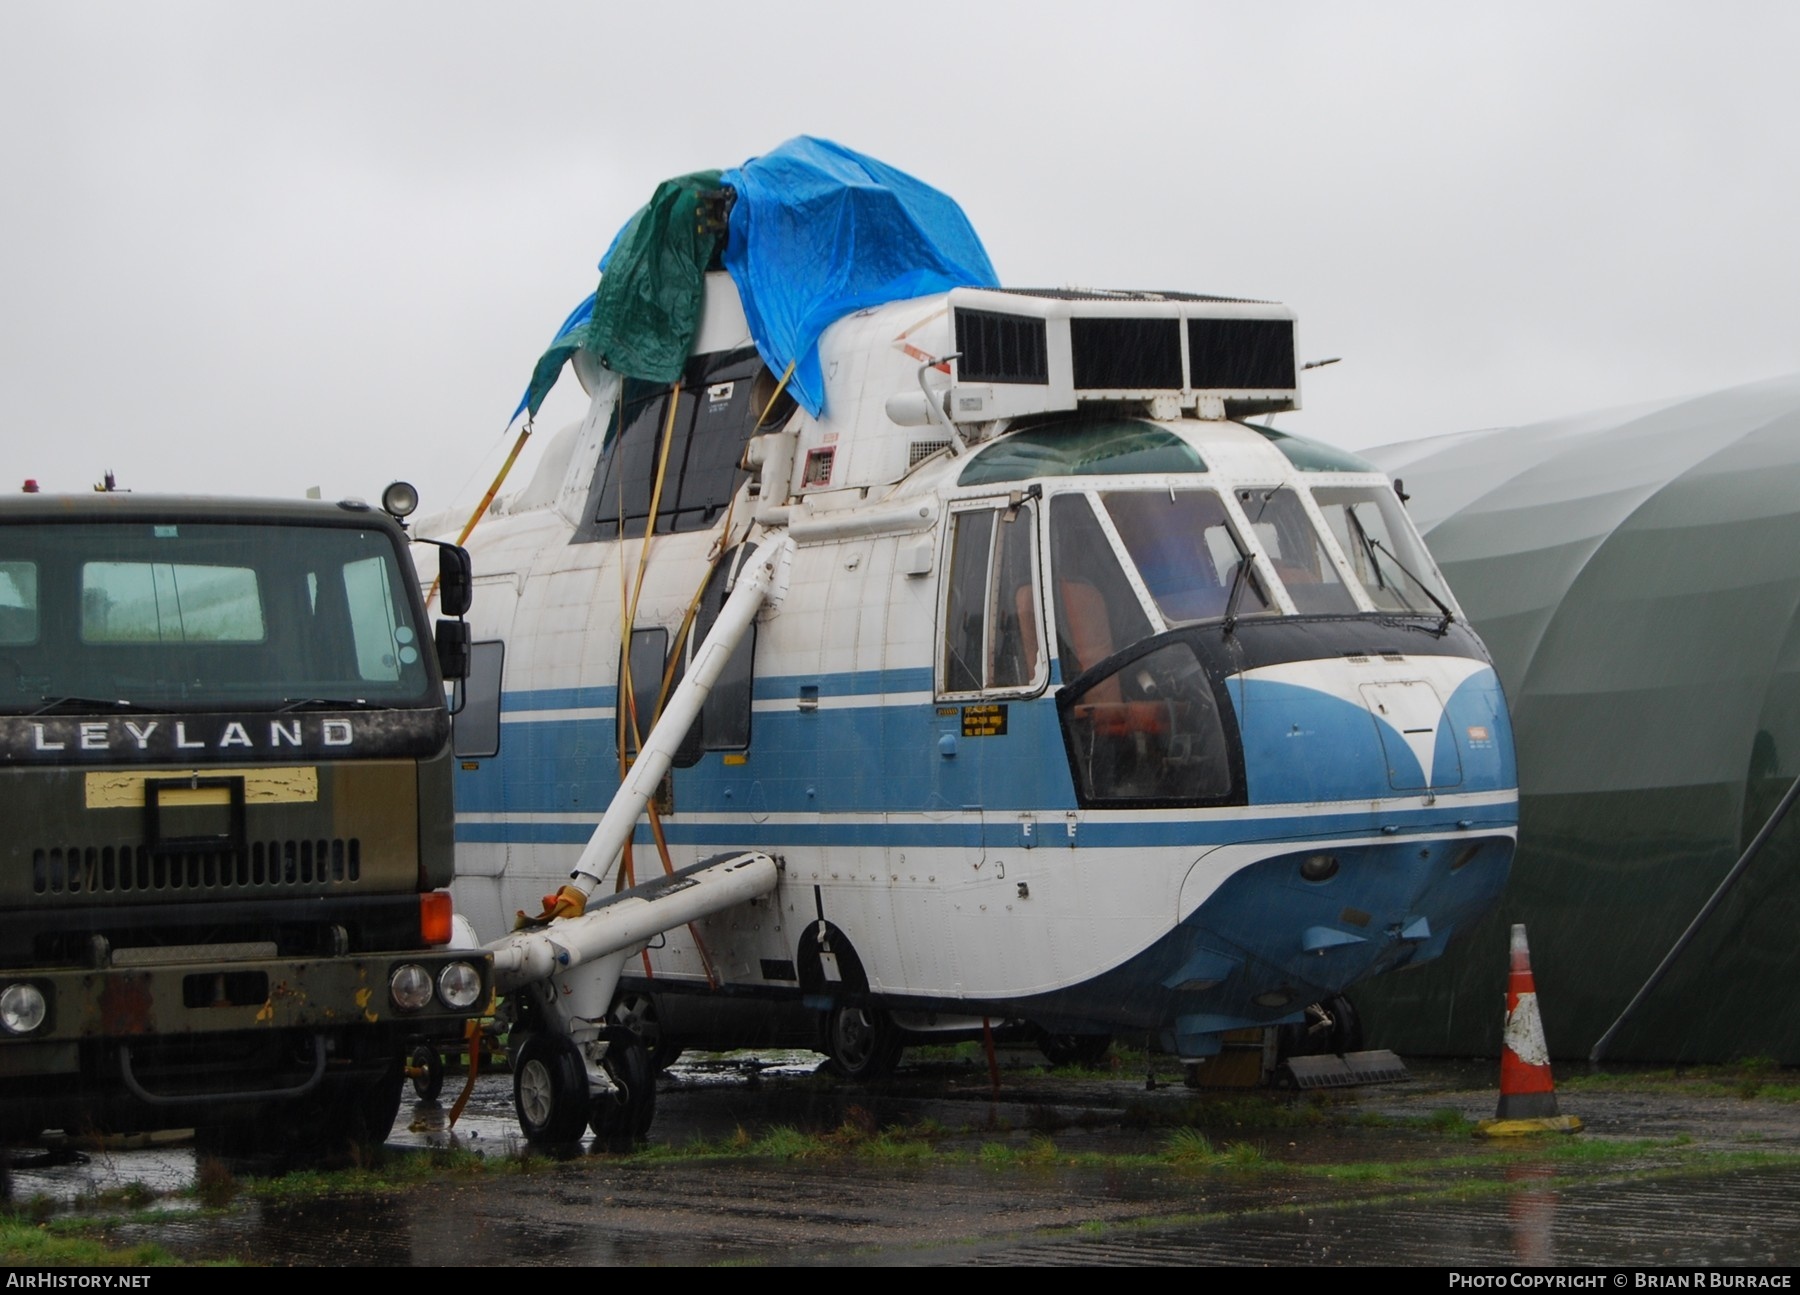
[382,481,420,520]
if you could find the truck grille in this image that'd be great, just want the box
[31,839,363,897]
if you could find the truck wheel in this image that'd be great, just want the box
[588,1026,655,1149]
[198,1063,401,1162]
[821,1003,903,1081]
[513,1033,589,1145]
[348,1061,406,1146]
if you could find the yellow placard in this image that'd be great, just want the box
[85,767,320,809]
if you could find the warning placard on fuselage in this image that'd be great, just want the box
[961,704,1008,737]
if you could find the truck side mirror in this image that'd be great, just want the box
[436,619,471,681]
[438,544,473,618]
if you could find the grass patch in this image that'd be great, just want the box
[1563,1059,1800,1102]
[0,1218,185,1267]
[193,1157,239,1209]
[1219,1140,1268,1170]
[1426,1106,1478,1136]
[1165,1127,1218,1165]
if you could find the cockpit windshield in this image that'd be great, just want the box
[1231,487,1359,616]
[1098,490,1269,624]
[0,521,434,713]
[1313,486,1454,616]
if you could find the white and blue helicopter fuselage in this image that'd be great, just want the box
[447,278,1517,1068]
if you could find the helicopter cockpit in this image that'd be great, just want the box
[939,413,1464,810]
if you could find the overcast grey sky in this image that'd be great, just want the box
[3,2,1796,517]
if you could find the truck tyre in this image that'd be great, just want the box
[347,1060,406,1146]
[588,1025,655,1150]
[513,1032,589,1145]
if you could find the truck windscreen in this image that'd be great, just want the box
[0,521,434,712]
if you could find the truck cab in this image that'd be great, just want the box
[0,491,488,1147]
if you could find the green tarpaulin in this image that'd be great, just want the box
[522,169,724,419]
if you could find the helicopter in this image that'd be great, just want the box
[446,138,1517,1139]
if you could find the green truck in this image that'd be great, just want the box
[0,487,489,1149]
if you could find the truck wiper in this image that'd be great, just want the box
[27,696,136,716]
[276,697,376,712]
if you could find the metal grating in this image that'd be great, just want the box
[31,839,363,897]
[1187,317,1295,390]
[954,309,1049,385]
[908,439,952,466]
[1070,317,1183,389]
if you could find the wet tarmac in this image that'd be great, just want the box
[9,1050,1800,1266]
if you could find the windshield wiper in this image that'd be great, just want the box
[1345,511,1392,596]
[1366,535,1454,634]
[276,697,376,712]
[1222,554,1253,636]
[27,696,136,716]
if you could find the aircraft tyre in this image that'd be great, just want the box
[610,991,684,1072]
[588,1025,656,1149]
[1279,995,1363,1059]
[1035,1031,1114,1069]
[513,1032,589,1145]
[821,1003,904,1081]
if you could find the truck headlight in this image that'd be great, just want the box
[436,961,482,1011]
[389,964,433,1012]
[0,983,47,1034]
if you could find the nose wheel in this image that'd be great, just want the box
[513,1027,658,1147]
[512,1033,590,1145]
[588,1025,656,1149]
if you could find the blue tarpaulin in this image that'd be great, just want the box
[718,137,998,415]
[512,137,997,425]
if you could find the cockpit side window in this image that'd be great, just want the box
[1046,495,1153,688]
[1101,490,1265,624]
[939,501,1047,697]
[1234,487,1358,615]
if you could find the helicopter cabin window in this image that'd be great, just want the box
[940,500,1046,696]
[618,627,671,759]
[1234,487,1358,616]
[453,640,505,759]
[579,348,788,542]
[1312,486,1452,616]
[1045,494,1153,689]
[672,547,758,767]
[1100,490,1266,624]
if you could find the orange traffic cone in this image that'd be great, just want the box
[1476,924,1582,1136]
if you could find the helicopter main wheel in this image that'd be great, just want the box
[588,1025,656,1149]
[1035,1030,1114,1069]
[821,1002,903,1081]
[609,991,683,1072]
[1278,995,1363,1060]
[409,1042,445,1102]
[512,1032,590,1145]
